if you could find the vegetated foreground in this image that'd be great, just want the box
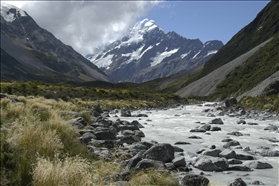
[1,80,278,186]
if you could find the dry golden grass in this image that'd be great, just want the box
[127,169,179,186]
[32,154,93,186]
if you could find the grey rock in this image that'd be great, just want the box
[188,135,202,139]
[79,132,96,144]
[223,140,241,148]
[210,126,221,131]
[164,162,175,170]
[94,130,116,140]
[228,165,252,171]
[174,141,191,145]
[228,159,243,165]
[237,119,246,124]
[134,159,165,170]
[172,156,186,167]
[117,135,141,145]
[199,124,211,131]
[228,178,247,186]
[194,155,229,171]
[243,160,273,169]
[173,146,184,152]
[222,138,233,142]
[249,180,265,185]
[181,174,210,186]
[219,149,236,159]
[143,143,174,163]
[264,124,278,131]
[190,128,206,133]
[131,120,144,128]
[69,117,87,129]
[89,139,115,148]
[209,118,224,124]
[256,149,279,157]
[235,154,255,160]
[202,149,221,157]
[227,131,243,136]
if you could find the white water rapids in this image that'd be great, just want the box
[112,102,279,186]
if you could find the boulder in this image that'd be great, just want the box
[224,97,237,108]
[264,124,278,131]
[143,143,174,163]
[89,139,115,149]
[227,131,243,136]
[181,174,210,186]
[190,128,206,133]
[188,135,202,139]
[174,141,191,145]
[202,149,221,157]
[94,130,116,140]
[210,126,221,131]
[228,165,252,171]
[69,117,87,129]
[131,120,144,128]
[219,149,236,159]
[194,155,229,171]
[256,149,279,157]
[117,135,141,145]
[134,159,165,170]
[228,178,247,186]
[209,118,224,124]
[249,180,265,185]
[199,124,211,131]
[79,132,96,144]
[172,156,186,167]
[228,159,243,165]
[121,108,131,117]
[243,161,273,169]
[237,119,246,124]
[235,154,255,160]
[223,140,240,148]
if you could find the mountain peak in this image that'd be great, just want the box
[1,3,27,22]
[130,18,161,34]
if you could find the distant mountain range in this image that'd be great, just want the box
[86,19,223,83]
[1,3,110,83]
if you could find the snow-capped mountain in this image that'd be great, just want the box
[86,18,224,83]
[1,3,110,83]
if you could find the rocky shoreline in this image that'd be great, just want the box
[68,99,279,186]
[1,93,278,185]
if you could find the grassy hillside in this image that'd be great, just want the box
[200,0,279,78]
[0,80,187,109]
[207,32,279,100]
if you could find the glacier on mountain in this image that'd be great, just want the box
[86,18,223,83]
[1,3,27,23]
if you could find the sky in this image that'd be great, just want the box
[2,1,270,55]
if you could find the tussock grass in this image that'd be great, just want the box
[1,94,181,185]
[32,154,93,186]
[127,169,179,186]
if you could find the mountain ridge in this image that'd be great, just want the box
[87,18,223,83]
[1,3,111,83]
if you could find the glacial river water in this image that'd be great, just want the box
[115,102,279,186]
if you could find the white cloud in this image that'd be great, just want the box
[18,1,161,55]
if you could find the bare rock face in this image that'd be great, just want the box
[143,143,174,163]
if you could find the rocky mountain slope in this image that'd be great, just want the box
[86,19,223,83]
[1,3,110,83]
[174,0,279,99]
